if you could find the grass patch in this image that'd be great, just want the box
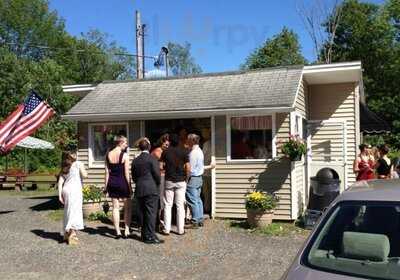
[229,220,309,237]
[87,211,112,223]
[257,222,308,236]
[48,209,63,222]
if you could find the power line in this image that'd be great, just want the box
[1,41,158,60]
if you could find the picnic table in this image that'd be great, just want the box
[0,170,29,191]
[0,170,58,191]
[0,136,55,191]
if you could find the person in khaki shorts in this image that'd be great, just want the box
[161,134,191,235]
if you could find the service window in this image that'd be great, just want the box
[229,116,273,160]
[89,123,128,164]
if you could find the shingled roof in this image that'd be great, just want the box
[65,66,303,119]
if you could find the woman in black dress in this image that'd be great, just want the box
[105,136,132,238]
[375,144,392,179]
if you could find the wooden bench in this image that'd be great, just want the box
[0,175,6,189]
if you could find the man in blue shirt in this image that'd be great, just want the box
[186,133,205,227]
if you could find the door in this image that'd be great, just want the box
[307,120,347,192]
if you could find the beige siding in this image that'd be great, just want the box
[309,83,358,185]
[295,79,308,118]
[290,79,309,218]
[214,114,292,220]
[77,120,142,186]
[292,161,306,219]
[308,122,346,162]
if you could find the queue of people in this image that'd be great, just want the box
[353,143,399,181]
[58,131,214,245]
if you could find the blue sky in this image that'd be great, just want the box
[49,0,384,73]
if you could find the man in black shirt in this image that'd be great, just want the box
[161,134,191,235]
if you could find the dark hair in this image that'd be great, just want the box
[137,137,151,151]
[379,144,389,155]
[392,157,400,170]
[155,133,169,148]
[60,151,76,175]
[169,134,179,147]
[359,144,368,152]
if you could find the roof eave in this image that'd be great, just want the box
[303,61,363,85]
[62,106,295,122]
[62,84,97,98]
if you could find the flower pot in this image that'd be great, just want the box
[82,201,102,218]
[289,153,302,161]
[246,208,274,227]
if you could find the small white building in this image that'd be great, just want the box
[63,62,364,220]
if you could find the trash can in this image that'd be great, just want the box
[303,168,341,229]
[309,168,341,211]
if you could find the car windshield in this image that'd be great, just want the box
[303,201,400,280]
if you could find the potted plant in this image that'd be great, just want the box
[245,191,279,227]
[281,134,306,161]
[82,184,103,218]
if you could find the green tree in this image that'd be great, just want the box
[166,42,202,76]
[61,30,136,83]
[0,0,136,171]
[0,0,67,60]
[242,27,307,69]
[324,0,400,147]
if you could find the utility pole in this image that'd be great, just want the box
[135,10,145,79]
[161,46,169,77]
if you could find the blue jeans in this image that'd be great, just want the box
[186,176,203,223]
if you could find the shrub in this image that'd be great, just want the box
[82,184,103,203]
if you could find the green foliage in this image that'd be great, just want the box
[166,42,202,76]
[82,184,103,203]
[0,0,137,173]
[257,222,308,237]
[242,27,307,69]
[245,191,278,211]
[325,0,400,148]
[229,220,308,236]
[88,211,110,222]
[281,135,307,160]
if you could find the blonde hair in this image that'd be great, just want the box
[114,135,127,147]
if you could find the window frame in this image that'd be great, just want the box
[226,114,276,163]
[301,200,400,280]
[88,122,129,168]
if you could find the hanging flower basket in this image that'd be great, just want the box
[289,152,303,161]
[281,135,306,162]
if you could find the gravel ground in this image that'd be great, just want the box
[0,195,306,280]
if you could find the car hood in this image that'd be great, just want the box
[283,264,364,280]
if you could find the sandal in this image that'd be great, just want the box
[63,232,69,242]
[68,234,79,245]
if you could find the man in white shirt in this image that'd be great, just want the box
[186,134,205,227]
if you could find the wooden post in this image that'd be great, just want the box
[136,10,145,79]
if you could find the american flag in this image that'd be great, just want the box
[0,90,55,154]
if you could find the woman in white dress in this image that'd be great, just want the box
[58,151,88,245]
